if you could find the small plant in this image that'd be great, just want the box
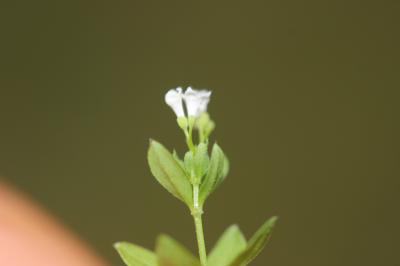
[114,87,277,266]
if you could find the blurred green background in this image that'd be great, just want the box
[1,1,399,265]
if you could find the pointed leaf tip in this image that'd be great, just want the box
[268,216,278,225]
[208,224,247,266]
[228,216,278,266]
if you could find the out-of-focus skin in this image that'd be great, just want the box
[0,182,109,266]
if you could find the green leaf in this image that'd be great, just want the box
[216,154,229,188]
[208,225,247,266]
[184,151,194,176]
[199,143,226,204]
[184,143,210,185]
[156,234,201,266]
[148,140,193,206]
[229,217,278,266]
[172,150,185,170]
[222,155,229,179]
[193,143,210,182]
[114,242,157,266]
[195,112,215,140]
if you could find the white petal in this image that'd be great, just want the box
[165,87,185,117]
[197,90,212,114]
[183,87,212,117]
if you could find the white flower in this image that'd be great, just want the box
[165,87,185,117]
[183,87,212,117]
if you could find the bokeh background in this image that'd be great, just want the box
[1,1,399,265]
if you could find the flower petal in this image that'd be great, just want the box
[165,88,185,117]
[184,87,211,117]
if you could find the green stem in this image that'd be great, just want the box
[192,185,207,266]
[186,134,195,153]
[194,214,207,266]
[187,120,196,152]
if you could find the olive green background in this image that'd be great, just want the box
[1,1,399,265]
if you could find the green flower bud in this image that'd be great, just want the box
[177,117,188,130]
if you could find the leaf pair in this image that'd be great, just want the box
[115,235,200,266]
[148,140,229,208]
[207,216,277,266]
[115,216,277,266]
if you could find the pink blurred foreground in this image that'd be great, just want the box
[0,182,108,266]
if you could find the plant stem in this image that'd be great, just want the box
[194,214,207,265]
[192,185,207,266]
[187,119,196,153]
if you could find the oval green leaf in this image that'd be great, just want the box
[114,242,157,266]
[148,140,193,206]
[199,143,226,204]
[156,234,201,266]
[208,225,247,266]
